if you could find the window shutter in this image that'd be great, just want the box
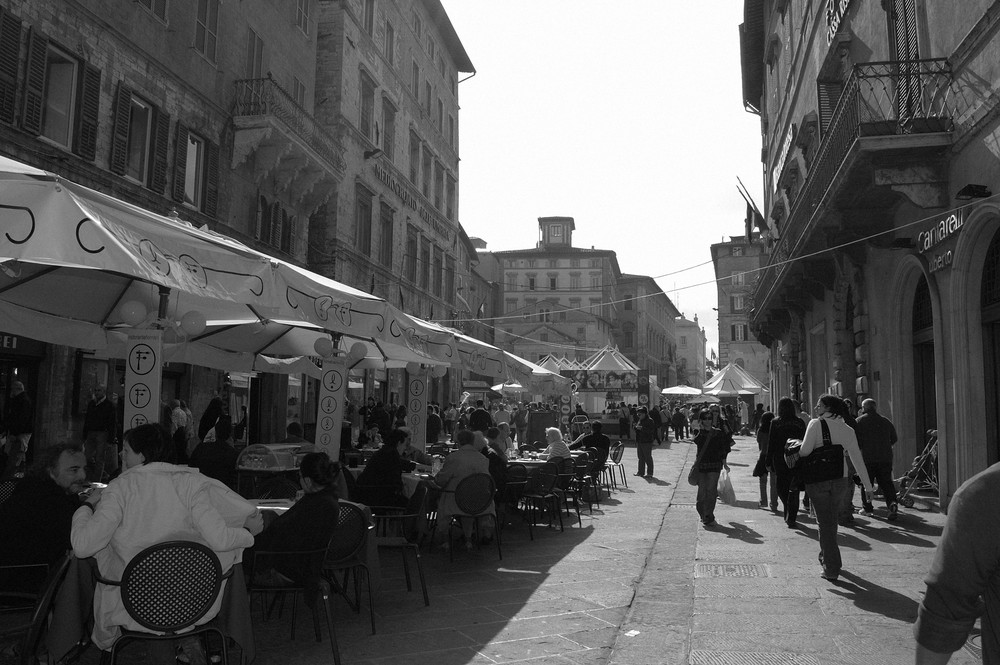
[817,80,843,135]
[21,27,48,136]
[109,82,133,175]
[149,106,170,193]
[0,9,23,125]
[204,141,219,217]
[731,324,737,341]
[73,63,101,161]
[287,216,296,255]
[253,196,264,240]
[172,122,189,203]
[269,202,281,247]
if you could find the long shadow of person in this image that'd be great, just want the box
[717,521,764,544]
[827,570,919,622]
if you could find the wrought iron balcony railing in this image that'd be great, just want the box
[231,77,344,172]
[753,58,954,320]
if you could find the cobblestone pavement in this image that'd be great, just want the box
[53,434,976,665]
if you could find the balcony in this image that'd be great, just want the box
[231,78,346,215]
[752,59,954,331]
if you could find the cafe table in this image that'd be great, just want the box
[347,467,430,499]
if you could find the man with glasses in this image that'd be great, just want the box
[692,409,734,527]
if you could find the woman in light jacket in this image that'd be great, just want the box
[798,394,873,582]
[72,424,262,654]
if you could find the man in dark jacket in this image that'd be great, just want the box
[693,409,734,527]
[469,399,493,434]
[0,443,86,592]
[82,386,118,481]
[426,405,443,444]
[855,398,900,520]
[648,403,663,444]
[634,407,657,477]
[2,380,32,477]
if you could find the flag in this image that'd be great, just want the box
[369,274,375,294]
[398,285,405,310]
[429,305,434,320]
[476,300,486,317]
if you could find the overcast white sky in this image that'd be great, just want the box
[439,0,764,360]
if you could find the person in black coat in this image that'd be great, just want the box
[355,429,410,508]
[468,400,493,434]
[765,397,808,528]
[189,416,239,488]
[250,453,341,587]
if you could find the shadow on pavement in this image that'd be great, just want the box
[828,570,920,622]
[716,521,764,544]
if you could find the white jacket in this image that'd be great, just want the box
[799,414,873,493]
[71,463,255,649]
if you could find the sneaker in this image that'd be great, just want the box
[820,570,839,581]
[887,504,899,522]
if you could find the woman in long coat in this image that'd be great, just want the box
[765,397,807,528]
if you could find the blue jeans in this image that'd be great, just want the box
[696,470,721,523]
[805,476,850,575]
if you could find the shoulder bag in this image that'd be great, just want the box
[798,419,844,484]
[687,432,712,486]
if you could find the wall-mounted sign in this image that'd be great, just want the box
[771,124,796,193]
[315,358,347,461]
[123,329,162,431]
[826,0,854,45]
[0,332,46,357]
[373,163,454,243]
[916,211,964,274]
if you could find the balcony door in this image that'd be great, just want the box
[888,0,920,121]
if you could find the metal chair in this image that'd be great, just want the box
[520,462,563,539]
[553,457,582,527]
[0,479,19,507]
[445,473,500,561]
[370,484,430,606]
[604,442,628,489]
[500,463,528,530]
[256,476,301,500]
[0,552,72,665]
[323,502,375,634]
[247,533,341,665]
[96,541,232,665]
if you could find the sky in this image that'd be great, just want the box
[439,0,764,359]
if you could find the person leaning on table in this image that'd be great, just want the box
[71,423,262,664]
[540,427,573,463]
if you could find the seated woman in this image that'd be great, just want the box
[250,452,341,585]
[71,423,262,660]
[188,415,238,488]
[540,427,573,462]
[355,429,409,508]
[495,422,514,457]
[433,429,493,549]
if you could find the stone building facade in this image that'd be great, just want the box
[674,316,708,389]
[711,234,769,387]
[740,0,1000,506]
[618,274,680,388]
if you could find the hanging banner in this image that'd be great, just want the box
[407,369,428,450]
[315,358,347,461]
[124,329,163,431]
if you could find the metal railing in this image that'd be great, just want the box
[231,77,343,171]
[753,58,954,319]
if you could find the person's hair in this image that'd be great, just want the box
[286,421,304,437]
[454,429,474,447]
[29,442,85,479]
[299,452,339,487]
[590,420,603,433]
[486,426,500,440]
[124,424,174,464]
[214,415,233,442]
[497,422,510,433]
[385,429,408,447]
[818,393,847,417]
[545,427,562,441]
[699,409,712,420]
[861,398,876,413]
[475,399,484,407]
[757,412,775,433]
[777,397,797,420]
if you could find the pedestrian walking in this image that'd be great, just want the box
[753,411,776,510]
[648,402,662,444]
[797,394,873,581]
[766,397,807,527]
[633,407,656,477]
[691,409,733,527]
[854,398,900,521]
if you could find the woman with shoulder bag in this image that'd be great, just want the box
[690,409,733,528]
[766,398,807,528]
[798,394,873,581]
[753,412,775,510]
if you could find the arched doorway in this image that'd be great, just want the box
[912,275,936,444]
[981,229,1000,465]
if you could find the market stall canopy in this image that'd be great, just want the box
[583,346,640,371]
[502,351,572,392]
[662,385,703,396]
[702,363,768,396]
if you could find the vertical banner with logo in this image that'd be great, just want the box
[315,358,347,461]
[124,329,163,432]
[407,369,427,450]
[637,371,650,408]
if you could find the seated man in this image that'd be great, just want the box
[0,442,87,593]
[569,420,611,477]
[433,429,492,548]
[279,421,309,444]
[355,429,409,508]
[396,427,434,467]
[540,427,573,463]
[189,416,239,488]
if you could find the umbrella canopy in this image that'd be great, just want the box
[702,363,767,396]
[661,385,703,396]
[582,345,640,371]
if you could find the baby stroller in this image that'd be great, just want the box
[895,429,938,508]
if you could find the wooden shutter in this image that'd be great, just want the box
[0,9,22,125]
[817,80,843,135]
[204,141,219,217]
[172,122,189,203]
[270,202,281,247]
[253,196,264,240]
[892,0,920,119]
[20,27,48,136]
[73,63,101,161]
[149,106,170,193]
[109,82,133,175]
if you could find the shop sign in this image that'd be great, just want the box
[826,0,854,45]
[372,163,454,243]
[0,332,46,357]
[917,211,964,274]
[771,124,795,193]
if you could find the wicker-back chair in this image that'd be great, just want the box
[446,473,500,560]
[520,463,563,539]
[323,502,375,634]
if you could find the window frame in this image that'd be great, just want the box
[195,0,220,64]
[379,201,394,267]
[295,0,310,35]
[359,70,375,141]
[139,0,167,21]
[354,185,374,254]
[381,97,396,161]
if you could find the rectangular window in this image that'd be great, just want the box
[419,238,431,289]
[295,0,310,34]
[291,77,305,107]
[548,259,557,268]
[363,0,375,35]
[732,245,745,256]
[589,298,601,315]
[570,258,580,268]
[381,99,395,161]
[445,175,456,220]
[359,71,375,140]
[505,273,516,290]
[125,97,153,183]
[540,332,549,343]
[731,294,746,311]
[505,300,517,314]
[433,161,444,209]
[195,0,220,63]
[384,21,394,63]
[408,130,420,183]
[244,28,264,78]
[405,226,418,282]
[139,0,167,20]
[413,11,422,41]
[433,248,443,297]
[680,335,687,347]
[379,202,394,266]
[576,327,585,338]
[354,185,373,254]
[527,259,536,268]
[428,37,435,59]
[421,146,432,197]
[549,277,557,290]
[590,259,600,268]
[731,324,748,342]
[38,45,78,148]
[411,61,419,94]
[551,226,562,237]
[182,132,205,209]
[528,277,536,291]
[590,275,601,288]
[731,271,745,286]
[570,275,580,289]
[436,98,443,131]
[445,256,455,303]
[448,115,455,147]
[624,296,633,311]
[424,81,431,114]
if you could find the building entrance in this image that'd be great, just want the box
[911,276,936,462]
[981,229,1000,465]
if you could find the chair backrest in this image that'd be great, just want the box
[257,476,301,500]
[505,463,528,485]
[610,443,624,464]
[325,502,368,565]
[453,473,494,516]
[119,541,224,633]
[342,466,360,501]
[19,552,72,664]
[0,479,19,507]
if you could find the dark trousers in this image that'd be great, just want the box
[636,440,654,476]
[696,470,721,523]
[775,468,800,524]
[862,460,897,508]
[805,477,850,575]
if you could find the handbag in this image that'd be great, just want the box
[783,439,802,469]
[717,468,737,505]
[752,452,767,477]
[797,419,844,484]
[687,432,712,486]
